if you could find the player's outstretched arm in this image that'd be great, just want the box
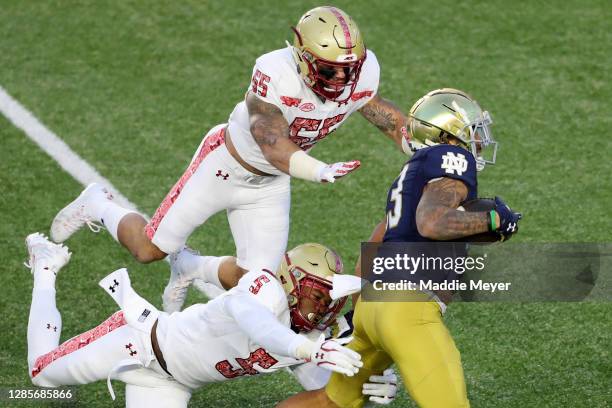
[358,94,411,154]
[225,288,362,376]
[247,93,360,182]
[247,92,299,173]
[416,177,496,240]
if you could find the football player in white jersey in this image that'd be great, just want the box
[25,234,398,407]
[49,6,412,312]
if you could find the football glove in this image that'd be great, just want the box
[298,334,362,376]
[492,196,522,240]
[362,368,398,405]
[317,160,361,183]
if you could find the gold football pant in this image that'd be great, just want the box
[326,298,469,408]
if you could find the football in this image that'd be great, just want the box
[455,198,502,243]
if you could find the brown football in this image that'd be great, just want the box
[454,198,502,243]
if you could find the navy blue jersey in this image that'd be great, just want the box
[383,144,478,243]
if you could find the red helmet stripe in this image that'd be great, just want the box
[327,7,352,53]
[262,268,275,277]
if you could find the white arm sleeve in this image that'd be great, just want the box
[289,362,332,390]
[225,292,307,358]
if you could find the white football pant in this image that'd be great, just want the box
[28,289,191,407]
[145,124,290,272]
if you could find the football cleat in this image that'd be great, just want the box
[24,233,71,275]
[50,183,113,243]
[162,247,201,313]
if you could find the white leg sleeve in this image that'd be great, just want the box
[27,288,61,371]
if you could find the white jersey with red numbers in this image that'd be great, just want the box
[155,270,318,390]
[228,46,380,174]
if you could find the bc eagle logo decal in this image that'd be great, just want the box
[280,96,301,107]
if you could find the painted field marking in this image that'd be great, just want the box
[0,85,138,211]
[0,84,223,298]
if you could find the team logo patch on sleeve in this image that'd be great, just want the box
[280,96,302,107]
[299,102,315,112]
[441,152,468,175]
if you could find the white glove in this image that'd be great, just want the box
[317,160,361,183]
[362,368,398,405]
[296,334,362,376]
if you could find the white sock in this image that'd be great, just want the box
[33,266,58,291]
[99,202,139,242]
[198,255,228,290]
[179,251,228,290]
[27,288,61,370]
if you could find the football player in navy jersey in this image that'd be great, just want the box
[277,89,522,408]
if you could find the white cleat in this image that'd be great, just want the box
[25,233,72,275]
[50,183,113,243]
[162,247,201,313]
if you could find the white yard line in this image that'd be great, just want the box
[0,85,138,211]
[0,84,226,298]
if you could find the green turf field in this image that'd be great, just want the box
[1,0,610,406]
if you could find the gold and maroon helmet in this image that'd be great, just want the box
[289,6,366,104]
[277,243,346,332]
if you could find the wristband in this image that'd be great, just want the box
[489,210,497,231]
[288,150,327,182]
[292,336,315,360]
